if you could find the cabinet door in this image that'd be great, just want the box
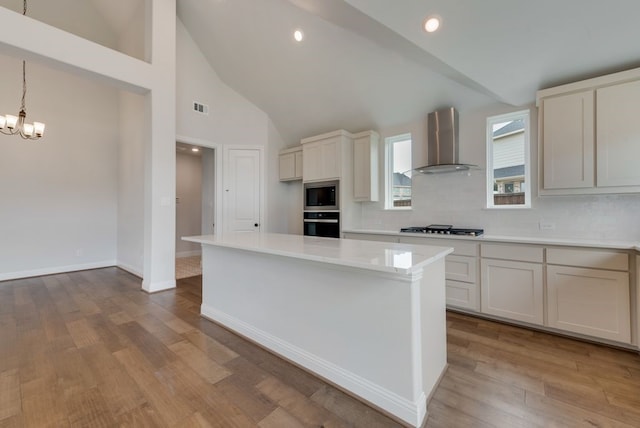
[353,134,379,202]
[446,280,479,311]
[294,150,303,179]
[303,140,340,181]
[541,91,594,190]
[547,265,630,343]
[596,80,640,187]
[302,143,323,181]
[481,259,543,325]
[320,139,340,180]
[279,153,296,181]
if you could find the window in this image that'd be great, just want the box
[385,133,412,209]
[486,110,531,208]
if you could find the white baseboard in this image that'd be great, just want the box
[142,278,176,293]
[176,250,202,258]
[201,303,425,427]
[116,262,143,278]
[0,260,117,282]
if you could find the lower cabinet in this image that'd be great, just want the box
[343,232,635,347]
[399,236,480,311]
[547,265,630,343]
[445,255,479,311]
[481,258,544,325]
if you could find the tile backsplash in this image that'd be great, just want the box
[359,169,640,242]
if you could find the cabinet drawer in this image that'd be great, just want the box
[446,280,479,311]
[481,243,543,263]
[547,248,628,271]
[446,255,477,283]
[399,237,478,256]
[343,233,399,243]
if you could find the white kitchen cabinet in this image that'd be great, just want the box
[481,258,543,325]
[352,131,379,202]
[537,67,640,195]
[596,80,640,188]
[547,266,630,343]
[480,243,544,325]
[540,90,595,191]
[546,247,631,343]
[279,147,303,181]
[342,232,399,243]
[302,131,350,182]
[400,236,480,311]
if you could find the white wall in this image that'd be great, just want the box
[0,56,120,280]
[116,91,145,276]
[176,20,268,146]
[358,103,640,242]
[114,2,148,277]
[176,152,202,256]
[176,19,292,234]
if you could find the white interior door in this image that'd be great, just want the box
[224,148,262,233]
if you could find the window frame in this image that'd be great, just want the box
[486,110,531,209]
[384,133,412,210]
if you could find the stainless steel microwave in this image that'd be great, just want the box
[304,180,339,211]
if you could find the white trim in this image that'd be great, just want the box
[117,262,143,278]
[0,260,117,282]
[384,133,413,210]
[142,278,176,293]
[176,135,223,236]
[201,304,427,427]
[486,110,531,209]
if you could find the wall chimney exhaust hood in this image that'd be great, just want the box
[413,107,476,174]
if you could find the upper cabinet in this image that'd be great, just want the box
[352,131,379,202]
[301,130,350,182]
[540,90,595,190]
[279,147,303,181]
[537,67,640,195]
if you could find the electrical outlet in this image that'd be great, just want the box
[539,222,555,231]
[75,248,83,257]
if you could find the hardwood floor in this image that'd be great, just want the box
[0,267,638,427]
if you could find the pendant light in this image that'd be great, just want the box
[0,0,45,140]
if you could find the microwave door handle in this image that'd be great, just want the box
[303,219,339,224]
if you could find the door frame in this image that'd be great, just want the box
[176,135,223,235]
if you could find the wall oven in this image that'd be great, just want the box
[304,180,339,211]
[303,211,340,238]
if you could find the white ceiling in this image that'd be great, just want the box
[7,1,639,145]
[177,0,640,144]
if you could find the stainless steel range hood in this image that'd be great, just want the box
[414,107,476,174]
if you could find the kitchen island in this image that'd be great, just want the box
[183,233,453,427]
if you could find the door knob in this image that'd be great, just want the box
[254,223,259,227]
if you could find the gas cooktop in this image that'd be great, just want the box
[400,224,484,237]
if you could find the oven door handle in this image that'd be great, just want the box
[303,219,339,224]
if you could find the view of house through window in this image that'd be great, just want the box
[486,111,531,208]
[386,134,412,208]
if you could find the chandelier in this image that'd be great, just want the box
[0,0,45,140]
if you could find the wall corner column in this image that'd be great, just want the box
[142,0,177,292]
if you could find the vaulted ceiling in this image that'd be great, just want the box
[4,0,640,145]
[178,0,640,144]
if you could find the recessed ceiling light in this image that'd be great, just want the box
[191,147,200,152]
[423,15,441,33]
[293,29,304,42]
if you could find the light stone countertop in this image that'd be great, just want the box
[343,229,640,251]
[183,232,453,275]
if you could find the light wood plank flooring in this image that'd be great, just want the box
[0,267,638,427]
